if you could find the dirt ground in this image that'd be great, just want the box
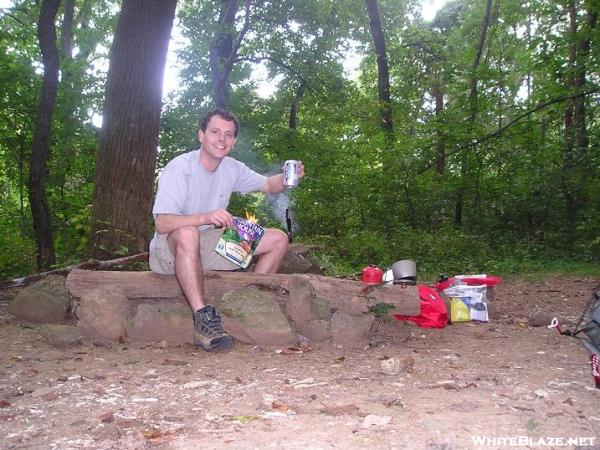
[1,276,600,449]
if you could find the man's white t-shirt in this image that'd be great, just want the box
[151,148,267,232]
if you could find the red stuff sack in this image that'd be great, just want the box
[393,285,448,329]
[434,274,502,291]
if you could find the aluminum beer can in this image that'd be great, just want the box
[283,160,299,187]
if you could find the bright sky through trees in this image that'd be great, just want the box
[161,0,447,99]
[0,0,446,123]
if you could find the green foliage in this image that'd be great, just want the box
[304,226,600,282]
[0,0,599,281]
[368,303,396,318]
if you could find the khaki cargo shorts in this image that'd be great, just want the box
[149,227,239,275]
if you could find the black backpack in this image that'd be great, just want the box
[554,287,600,388]
[571,287,600,355]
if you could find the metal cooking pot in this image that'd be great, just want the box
[391,259,417,285]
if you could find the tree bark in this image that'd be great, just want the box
[365,0,393,144]
[29,0,61,271]
[89,0,177,260]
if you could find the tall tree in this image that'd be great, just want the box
[209,0,251,108]
[561,0,597,233]
[29,0,61,271]
[365,0,393,145]
[89,0,177,259]
[454,0,492,226]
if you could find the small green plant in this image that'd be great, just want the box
[368,302,396,318]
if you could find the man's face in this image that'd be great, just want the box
[198,115,237,162]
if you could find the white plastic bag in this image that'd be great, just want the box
[443,284,488,322]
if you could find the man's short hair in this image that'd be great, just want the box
[200,108,240,137]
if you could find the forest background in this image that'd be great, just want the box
[0,0,598,281]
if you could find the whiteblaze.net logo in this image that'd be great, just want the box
[471,436,596,447]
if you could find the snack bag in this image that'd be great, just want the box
[215,217,264,269]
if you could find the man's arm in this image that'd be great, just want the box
[260,173,285,194]
[155,209,234,235]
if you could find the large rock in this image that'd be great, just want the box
[217,287,295,348]
[39,324,82,347]
[74,287,129,341]
[127,301,192,344]
[286,276,317,325]
[331,311,374,347]
[8,275,70,324]
[286,276,332,342]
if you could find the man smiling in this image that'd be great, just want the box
[149,108,304,351]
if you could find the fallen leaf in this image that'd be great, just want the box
[382,397,404,408]
[275,347,304,355]
[141,428,164,439]
[0,400,11,408]
[100,411,114,423]
[361,414,392,428]
[162,358,189,366]
[334,356,346,363]
[534,389,548,399]
[41,392,59,401]
[231,415,259,423]
[525,418,538,430]
[272,399,290,411]
[320,403,361,416]
[449,401,482,412]
[512,405,535,412]
[182,380,213,389]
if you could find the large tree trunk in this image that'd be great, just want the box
[365,0,393,144]
[89,0,177,260]
[29,0,61,271]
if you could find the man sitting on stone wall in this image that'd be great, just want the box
[149,108,304,351]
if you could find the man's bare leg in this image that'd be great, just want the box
[167,226,205,312]
[167,226,233,351]
[254,228,289,273]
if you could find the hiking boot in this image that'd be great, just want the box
[193,304,233,351]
